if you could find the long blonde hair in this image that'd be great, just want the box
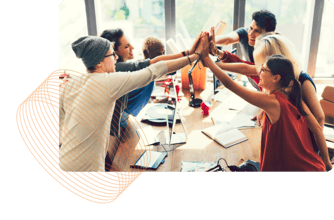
[253,32,302,79]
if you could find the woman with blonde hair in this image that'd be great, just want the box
[210,30,324,130]
[253,33,302,78]
[202,41,331,171]
[206,29,330,169]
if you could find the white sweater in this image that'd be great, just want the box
[59,62,168,171]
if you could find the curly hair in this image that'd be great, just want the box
[142,36,165,59]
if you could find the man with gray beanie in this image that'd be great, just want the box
[59,34,208,171]
[72,36,111,69]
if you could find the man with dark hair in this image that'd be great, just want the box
[100,29,124,53]
[215,9,277,63]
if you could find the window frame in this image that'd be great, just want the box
[83,0,330,79]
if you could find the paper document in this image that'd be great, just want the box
[151,86,165,97]
[136,126,160,146]
[212,111,256,128]
[181,161,217,172]
[214,20,227,36]
[221,93,261,116]
[166,38,181,54]
[175,34,188,51]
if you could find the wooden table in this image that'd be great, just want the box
[111,83,262,172]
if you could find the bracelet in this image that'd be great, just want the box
[187,56,192,65]
[181,51,186,56]
[215,46,219,55]
[220,50,228,61]
[194,52,201,60]
[215,47,223,60]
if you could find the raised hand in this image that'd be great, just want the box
[189,31,203,55]
[196,32,210,58]
[209,27,216,43]
[209,41,218,56]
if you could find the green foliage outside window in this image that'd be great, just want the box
[176,0,233,38]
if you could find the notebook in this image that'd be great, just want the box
[201,122,248,148]
[324,125,334,142]
[327,141,334,157]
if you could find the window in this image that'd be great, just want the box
[176,0,234,50]
[315,0,334,78]
[59,0,88,72]
[176,0,235,79]
[95,0,165,60]
[61,0,331,79]
[246,0,310,60]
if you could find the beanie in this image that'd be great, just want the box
[72,36,110,68]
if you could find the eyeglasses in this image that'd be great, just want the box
[260,65,271,73]
[105,51,117,58]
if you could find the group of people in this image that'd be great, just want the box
[59,9,332,172]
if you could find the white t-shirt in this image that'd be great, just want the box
[59,62,168,171]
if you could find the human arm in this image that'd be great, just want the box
[215,62,258,76]
[115,59,151,72]
[150,32,202,65]
[111,34,208,98]
[209,27,233,58]
[59,89,65,146]
[202,56,280,123]
[116,33,201,72]
[165,32,209,73]
[302,101,332,171]
[150,53,183,65]
[251,109,265,126]
[215,31,240,46]
[302,80,325,129]
[207,37,258,76]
